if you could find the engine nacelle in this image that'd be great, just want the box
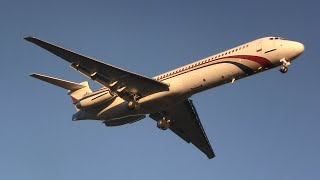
[76,90,115,109]
[104,115,146,126]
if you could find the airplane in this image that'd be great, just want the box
[25,36,304,159]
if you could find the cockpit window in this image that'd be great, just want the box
[270,37,285,40]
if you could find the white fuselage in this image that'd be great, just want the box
[77,37,304,122]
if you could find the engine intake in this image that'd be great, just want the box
[76,90,115,109]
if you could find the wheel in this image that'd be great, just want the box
[280,66,288,73]
[157,119,170,130]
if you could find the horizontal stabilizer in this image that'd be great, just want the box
[30,73,85,91]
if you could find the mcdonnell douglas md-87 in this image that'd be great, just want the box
[25,36,304,159]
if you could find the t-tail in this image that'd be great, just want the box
[30,73,92,111]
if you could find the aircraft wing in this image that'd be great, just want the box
[150,99,215,159]
[24,36,169,98]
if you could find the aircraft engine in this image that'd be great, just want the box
[76,90,115,109]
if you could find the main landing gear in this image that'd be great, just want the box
[109,80,141,110]
[157,117,173,130]
[279,58,290,73]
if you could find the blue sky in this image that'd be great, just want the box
[1,0,319,179]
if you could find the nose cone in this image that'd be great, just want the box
[295,42,305,55]
[292,41,305,58]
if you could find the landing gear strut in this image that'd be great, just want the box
[157,118,172,130]
[126,93,141,110]
[128,100,140,110]
[279,58,290,73]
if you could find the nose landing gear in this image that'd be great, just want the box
[279,58,290,73]
[280,66,288,73]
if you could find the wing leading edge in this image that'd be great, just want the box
[150,99,215,159]
[24,36,169,99]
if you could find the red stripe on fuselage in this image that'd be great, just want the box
[71,96,78,104]
[221,55,275,67]
[156,55,274,81]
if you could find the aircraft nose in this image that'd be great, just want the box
[295,42,305,54]
[293,41,305,56]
